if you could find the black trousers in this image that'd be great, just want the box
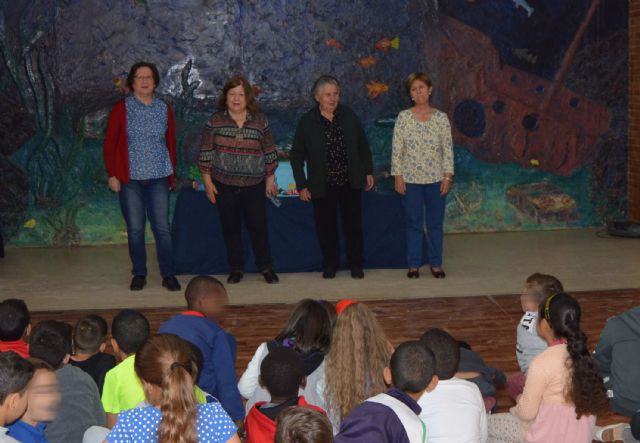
[215,180,272,272]
[311,184,363,270]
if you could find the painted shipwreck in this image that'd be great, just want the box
[425,0,608,176]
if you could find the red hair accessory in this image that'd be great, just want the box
[336,299,359,316]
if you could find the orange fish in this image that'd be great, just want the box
[325,38,343,50]
[366,81,389,98]
[375,36,400,52]
[358,56,377,68]
[252,84,261,97]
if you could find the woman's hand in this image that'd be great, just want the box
[108,176,121,193]
[265,175,278,197]
[440,176,452,196]
[299,188,312,202]
[365,174,375,191]
[204,181,218,204]
[394,176,406,195]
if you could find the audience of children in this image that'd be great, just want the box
[28,320,106,443]
[7,358,60,443]
[245,346,325,442]
[0,299,31,358]
[0,351,34,443]
[105,333,241,443]
[507,273,563,400]
[334,340,438,442]
[70,315,116,395]
[274,406,333,443]
[239,299,332,414]
[158,275,244,425]
[419,328,488,442]
[487,293,609,443]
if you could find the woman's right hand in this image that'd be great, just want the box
[108,176,121,193]
[205,181,218,204]
[299,188,312,202]
[394,176,406,195]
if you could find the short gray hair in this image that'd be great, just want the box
[311,75,340,99]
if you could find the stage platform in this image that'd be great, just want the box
[1,227,639,311]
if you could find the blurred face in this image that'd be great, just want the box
[24,369,60,423]
[315,83,340,114]
[198,292,228,321]
[132,66,156,97]
[520,283,541,312]
[226,84,247,114]
[409,79,432,105]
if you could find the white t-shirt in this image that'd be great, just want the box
[418,377,488,443]
[0,426,20,443]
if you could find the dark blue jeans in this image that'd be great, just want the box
[404,182,447,268]
[119,177,174,277]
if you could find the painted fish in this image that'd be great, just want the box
[366,81,389,98]
[530,159,540,166]
[512,48,538,64]
[375,36,399,52]
[358,56,377,68]
[512,0,534,17]
[23,218,36,229]
[252,84,261,97]
[325,38,343,50]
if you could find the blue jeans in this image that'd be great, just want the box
[119,177,174,277]
[404,182,447,268]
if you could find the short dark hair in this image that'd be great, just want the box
[184,275,226,309]
[419,329,460,380]
[0,299,30,341]
[74,315,109,354]
[126,62,160,91]
[390,341,436,394]
[0,351,34,405]
[28,321,72,369]
[218,75,259,114]
[112,310,150,354]
[526,273,564,303]
[275,406,333,443]
[261,347,305,398]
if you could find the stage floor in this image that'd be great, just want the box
[2,227,639,311]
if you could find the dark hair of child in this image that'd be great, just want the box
[112,310,150,354]
[526,273,564,302]
[74,315,109,354]
[391,341,436,394]
[260,347,305,399]
[28,321,73,369]
[184,275,226,309]
[0,351,34,404]
[274,299,332,354]
[538,293,608,418]
[420,328,460,380]
[275,406,333,443]
[0,299,30,341]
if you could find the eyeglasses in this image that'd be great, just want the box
[134,75,154,82]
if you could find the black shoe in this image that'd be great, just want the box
[162,276,181,291]
[322,267,337,279]
[351,267,364,279]
[407,269,420,279]
[130,275,146,291]
[227,271,243,284]
[430,267,446,279]
[261,269,280,284]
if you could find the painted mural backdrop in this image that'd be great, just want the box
[0,0,628,246]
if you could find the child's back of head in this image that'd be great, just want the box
[184,275,228,320]
[28,320,73,369]
[390,340,437,395]
[275,406,333,443]
[74,315,108,356]
[0,298,30,341]
[112,309,150,355]
[0,351,34,409]
[525,273,564,304]
[419,328,460,381]
[261,346,305,400]
[275,299,332,354]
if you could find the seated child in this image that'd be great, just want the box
[508,272,563,400]
[106,334,240,443]
[456,340,506,412]
[7,359,60,443]
[159,275,244,423]
[70,315,116,395]
[0,351,34,443]
[275,406,333,443]
[28,321,105,443]
[245,347,325,443]
[0,299,31,358]
[335,341,438,443]
[419,329,487,443]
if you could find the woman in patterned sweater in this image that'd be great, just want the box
[199,76,279,284]
[391,72,454,279]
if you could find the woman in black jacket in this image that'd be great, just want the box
[290,75,374,279]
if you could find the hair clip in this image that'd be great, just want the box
[544,294,557,321]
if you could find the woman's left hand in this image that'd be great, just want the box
[266,175,278,197]
[440,177,452,196]
[365,174,375,191]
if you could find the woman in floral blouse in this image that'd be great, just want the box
[391,72,454,279]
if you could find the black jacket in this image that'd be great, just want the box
[290,104,373,198]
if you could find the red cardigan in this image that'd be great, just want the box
[103,98,177,187]
[245,396,325,443]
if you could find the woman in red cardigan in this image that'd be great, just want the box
[103,62,180,292]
